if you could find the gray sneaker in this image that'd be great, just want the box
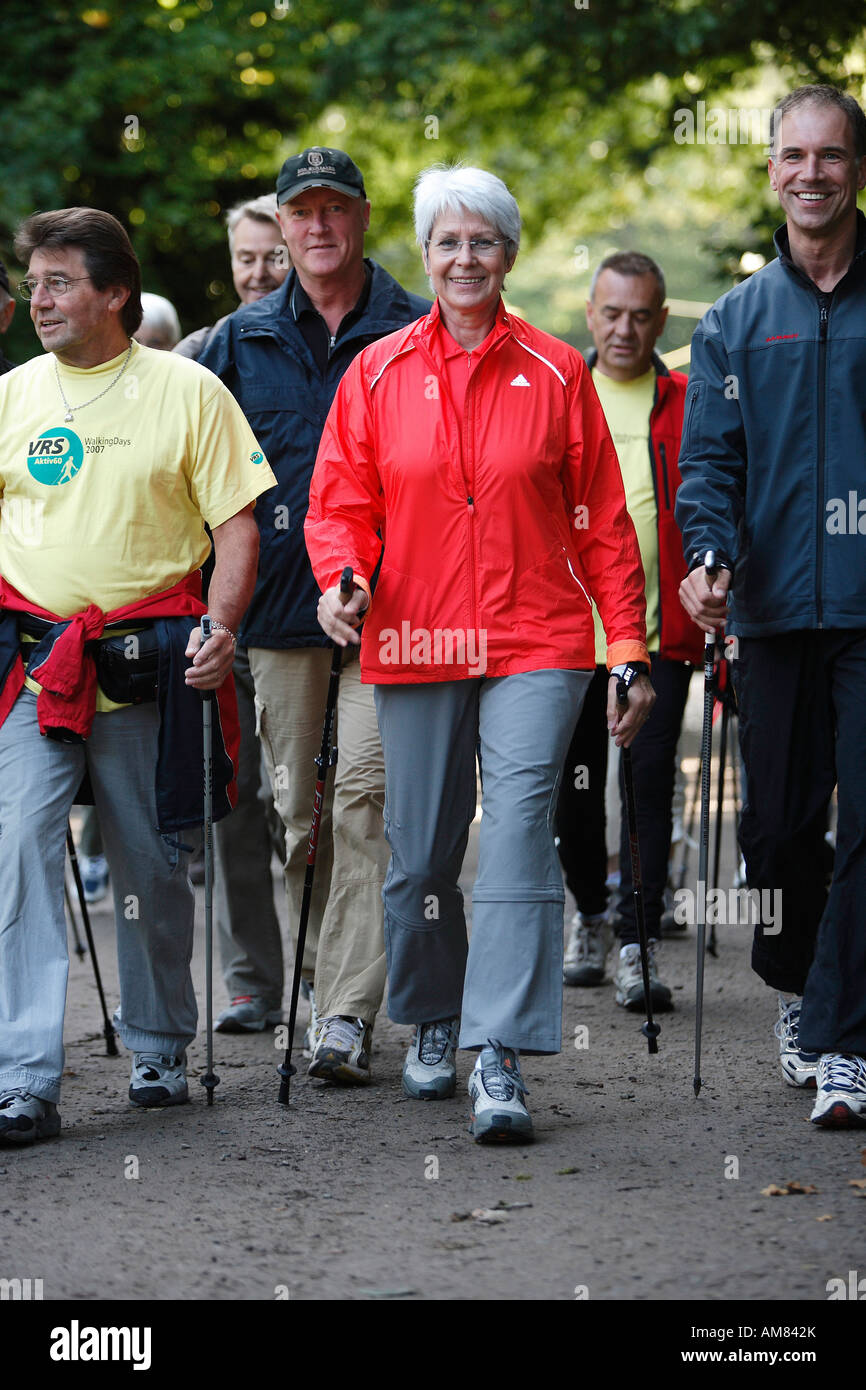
[215,995,282,1034]
[403,1017,459,1099]
[563,911,614,985]
[613,942,673,1012]
[468,1041,533,1143]
[0,1090,61,1145]
[129,1053,189,1107]
[308,1016,373,1085]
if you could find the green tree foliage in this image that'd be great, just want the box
[1,0,865,360]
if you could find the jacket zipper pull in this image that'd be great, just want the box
[467,495,474,512]
[819,300,829,339]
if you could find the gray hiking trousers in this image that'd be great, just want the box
[374,669,591,1054]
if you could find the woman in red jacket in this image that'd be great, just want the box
[306,165,653,1143]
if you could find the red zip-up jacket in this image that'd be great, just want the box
[587,349,704,665]
[305,300,649,683]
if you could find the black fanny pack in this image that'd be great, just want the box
[17,615,160,706]
[92,628,160,705]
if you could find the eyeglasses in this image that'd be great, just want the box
[18,275,92,300]
[428,238,507,257]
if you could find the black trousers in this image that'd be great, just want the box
[734,630,866,1054]
[556,656,693,943]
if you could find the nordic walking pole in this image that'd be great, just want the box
[616,678,660,1055]
[199,614,220,1106]
[708,688,730,958]
[694,551,720,1097]
[65,825,118,1056]
[64,880,86,959]
[278,565,355,1106]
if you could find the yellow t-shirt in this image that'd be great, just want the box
[590,366,659,663]
[0,340,276,707]
[0,340,275,613]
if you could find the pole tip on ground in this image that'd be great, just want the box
[105,1031,118,1057]
[693,1077,702,1097]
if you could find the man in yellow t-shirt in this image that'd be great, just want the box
[0,208,276,1145]
[557,252,702,1011]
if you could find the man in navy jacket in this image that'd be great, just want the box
[200,148,429,1085]
[677,86,866,1127]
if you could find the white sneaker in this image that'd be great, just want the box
[0,1089,61,1145]
[468,1040,533,1143]
[308,1016,373,1085]
[810,1053,866,1127]
[613,942,673,1012]
[563,911,614,986]
[774,995,819,1088]
[129,1053,189,1107]
[403,1017,459,1099]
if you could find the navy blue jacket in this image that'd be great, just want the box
[675,212,866,637]
[199,262,430,648]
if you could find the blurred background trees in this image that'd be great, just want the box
[3,0,866,362]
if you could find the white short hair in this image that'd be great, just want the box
[413,165,521,252]
[226,194,281,254]
[137,292,182,348]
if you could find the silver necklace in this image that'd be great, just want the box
[54,342,134,423]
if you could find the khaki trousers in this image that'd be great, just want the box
[248,645,388,1023]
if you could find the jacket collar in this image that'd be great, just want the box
[410,295,513,357]
[773,207,866,282]
[584,347,669,379]
[237,259,420,341]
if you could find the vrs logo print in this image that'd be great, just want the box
[27,428,84,486]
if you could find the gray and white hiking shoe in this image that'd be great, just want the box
[402,1017,459,1099]
[0,1090,61,1145]
[563,911,614,986]
[308,1016,373,1085]
[129,1053,189,1107]
[215,995,283,1034]
[774,995,819,1088]
[613,941,673,1012]
[468,1040,533,1143]
[810,1053,866,1127]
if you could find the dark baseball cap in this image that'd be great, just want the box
[0,259,9,296]
[276,148,366,205]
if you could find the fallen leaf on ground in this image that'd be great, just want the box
[556,1167,579,1175]
[760,1180,818,1196]
[848,1178,866,1189]
[816,1214,833,1221]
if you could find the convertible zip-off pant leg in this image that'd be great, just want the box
[375,669,590,1054]
[0,691,197,1103]
[214,647,284,1009]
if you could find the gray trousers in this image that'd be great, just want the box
[215,648,283,1007]
[0,691,197,1102]
[374,669,591,1054]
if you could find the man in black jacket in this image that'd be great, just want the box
[200,149,429,1085]
[677,85,866,1127]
